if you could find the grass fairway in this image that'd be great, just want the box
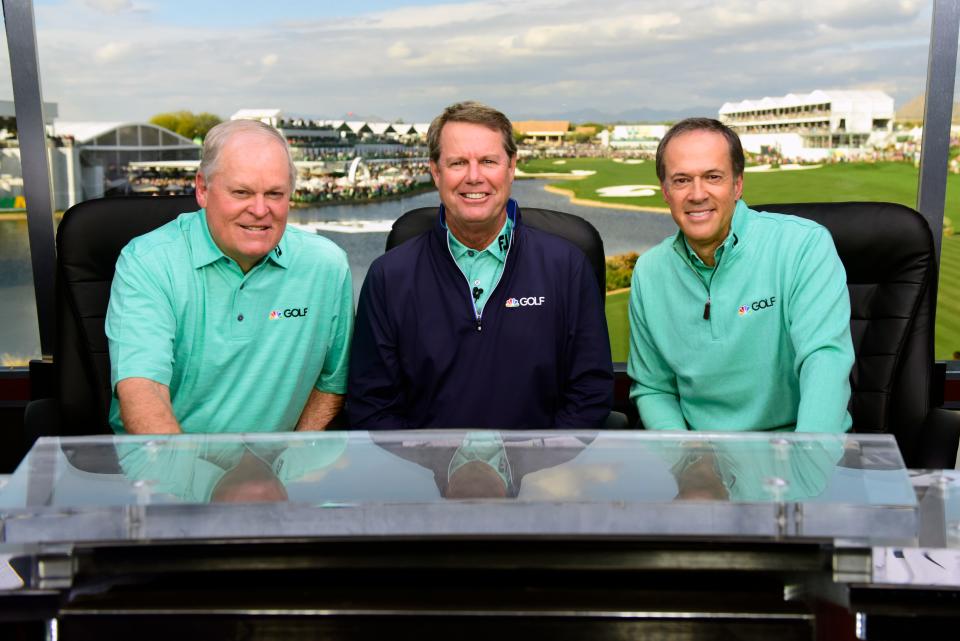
[937,236,960,359]
[605,289,630,361]
[520,158,960,360]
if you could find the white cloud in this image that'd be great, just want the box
[261,53,279,67]
[93,41,132,63]
[387,41,413,59]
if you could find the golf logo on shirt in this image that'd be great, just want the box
[268,307,309,320]
[505,296,545,308]
[738,296,776,317]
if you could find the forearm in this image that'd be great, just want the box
[790,228,854,433]
[795,348,853,433]
[117,377,182,434]
[295,389,344,431]
[636,392,687,430]
[627,271,686,430]
[554,260,614,428]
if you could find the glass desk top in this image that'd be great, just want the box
[0,431,919,545]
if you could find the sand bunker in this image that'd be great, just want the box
[745,163,822,173]
[515,169,596,179]
[596,185,661,198]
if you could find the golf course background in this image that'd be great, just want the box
[517,158,960,361]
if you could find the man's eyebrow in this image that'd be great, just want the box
[669,168,727,177]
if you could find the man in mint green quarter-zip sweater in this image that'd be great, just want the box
[627,118,853,433]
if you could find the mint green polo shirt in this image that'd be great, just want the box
[447,217,513,313]
[106,210,353,434]
[628,201,853,433]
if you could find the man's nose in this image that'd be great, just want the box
[250,194,269,216]
[688,178,707,201]
[466,160,482,182]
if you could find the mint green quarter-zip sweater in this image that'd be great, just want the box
[628,201,853,433]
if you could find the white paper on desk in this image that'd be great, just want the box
[0,555,24,590]
[873,547,960,586]
[910,469,960,487]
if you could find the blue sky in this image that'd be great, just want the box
[36,0,471,27]
[0,0,939,123]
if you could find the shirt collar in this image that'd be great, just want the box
[189,209,290,270]
[443,198,517,262]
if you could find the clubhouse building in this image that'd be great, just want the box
[719,90,895,161]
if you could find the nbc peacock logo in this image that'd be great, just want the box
[738,305,749,316]
[269,310,283,320]
[505,298,520,308]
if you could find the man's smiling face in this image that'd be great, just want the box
[429,121,516,245]
[660,128,743,265]
[196,130,292,273]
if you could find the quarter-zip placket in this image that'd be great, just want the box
[674,242,727,340]
[447,228,514,332]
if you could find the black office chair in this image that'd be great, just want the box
[386,205,627,429]
[753,201,960,468]
[25,195,198,439]
[386,206,608,299]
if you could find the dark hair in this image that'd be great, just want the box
[655,117,745,182]
[428,101,517,163]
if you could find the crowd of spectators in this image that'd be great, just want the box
[746,145,922,168]
[292,145,427,162]
[518,143,655,161]
[293,161,430,205]
[121,158,431,204]
[126,174,196,195]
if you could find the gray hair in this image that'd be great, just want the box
[427,101,517,163]
[655,117,745,182]
[199,119,297,190]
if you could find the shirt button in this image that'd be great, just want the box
[467,250,475,257]
[237,314,244,322]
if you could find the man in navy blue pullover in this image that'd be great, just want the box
[348,101,613,429]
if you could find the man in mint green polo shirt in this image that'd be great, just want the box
[106,119,352,434]
[628,118,854,433]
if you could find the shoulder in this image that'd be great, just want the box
[119,211,198,267]
[369,229,433,276]
[743,205,830,244]
[284,225,350,271]
[633,235,677,275]
[518,223,596,278]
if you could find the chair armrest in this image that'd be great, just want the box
[916,407,960,469]
[23,398,61,447]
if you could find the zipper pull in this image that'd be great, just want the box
[703,298,711,320]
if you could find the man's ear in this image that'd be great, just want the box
[734,173,744,201]
[429,160,440,187]
[195,172,208,208]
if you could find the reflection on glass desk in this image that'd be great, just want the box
[0,431,918,544]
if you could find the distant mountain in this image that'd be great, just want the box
[896,94,960,125]
[510,105,717,124]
